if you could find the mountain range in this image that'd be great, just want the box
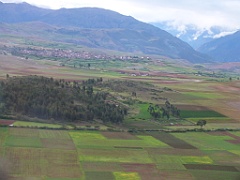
[152,22,240,62]
[0,1,237,63]
[198,31,240,62]
[152,22,230,49]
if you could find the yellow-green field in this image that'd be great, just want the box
[0,128,239,180]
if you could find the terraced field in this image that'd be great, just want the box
[0,127,239,180]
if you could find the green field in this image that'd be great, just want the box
[180,110,226,118]
[0,127,239,179]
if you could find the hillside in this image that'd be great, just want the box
[0,76,127,123]
[0,1,51,23]
[198,31,240,62]
[0,2,211,63]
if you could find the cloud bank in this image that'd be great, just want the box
[1,0,240,30]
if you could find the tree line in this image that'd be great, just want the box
[0,76,127,123]
[147,100,180,120]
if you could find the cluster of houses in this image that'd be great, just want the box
[3,45,151,62]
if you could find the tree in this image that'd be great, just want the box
[197,120,207,128]
[132,91,137,97]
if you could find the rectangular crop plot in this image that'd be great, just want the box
[147,148,204,156]
[4,147,81,178]
[157,170,195,180]
[190,170,240,180]
[184,164,239,172]
[146,132,197,149]
[172,132,240,150]
[157,163,186,170]
[180,110,225,118]
[5,136,42,148]
[0,127,8,145]
[176,105,209,111]
[78,148,153,164]
[114,172,141,180]
[85,171,115,180]
[204,150,240,166]
[5,147,44,176]
[39,130,71,139]
[150,155,182,164]
[47,164,82,178]
[101,132,139,140]
[41,138,76,150]
[9,128,39,137]
[82,162,123,172]
[70,131,168,149]
[121,163,158,173]
[180,156,213,164]
[43,149,79,164]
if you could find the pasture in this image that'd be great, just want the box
[0,127,239,179]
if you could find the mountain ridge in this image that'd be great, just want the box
[0,2,212,63]
[152,22,236,49]
[198,31,240,62]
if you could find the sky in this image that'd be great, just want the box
[2,0,240,32]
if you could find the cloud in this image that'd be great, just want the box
[213,30,238,39]
[1,0,240,30]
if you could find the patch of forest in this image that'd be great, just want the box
[0,76,127,123]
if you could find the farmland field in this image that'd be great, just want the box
[0,43,240,180]
[0,127,239,179]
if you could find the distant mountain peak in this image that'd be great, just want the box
[152,22,238,49]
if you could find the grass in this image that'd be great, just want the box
[180,156,213,164]
[114,172,141,180]
[85,171,115,180]
[5,136,42,147]
[150,155,182,164]
[171,132,240,150]
[137,135,169,147]
[183,92,222,99]
[0,127,8,145]
[123,118,165,129]
[134,103,152,120]
[78,148,153,163]
[180,110,226,118]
